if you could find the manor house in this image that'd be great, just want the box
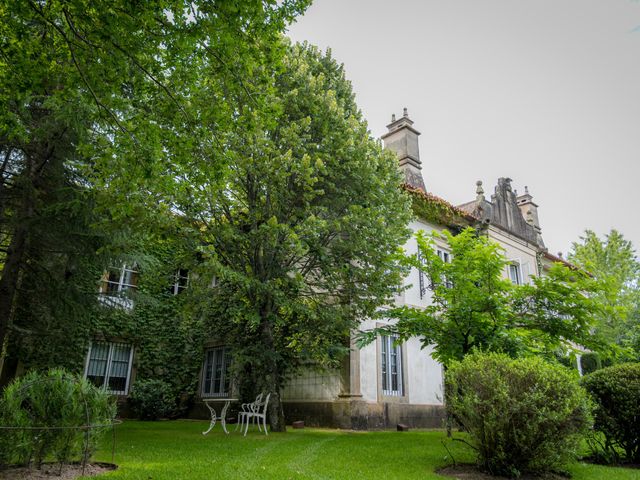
[83,111,571,429]
[278,110,570,428]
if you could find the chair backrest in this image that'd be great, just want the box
[250,393,264,412]
[260,393,271,414]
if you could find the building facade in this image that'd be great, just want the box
[280,111,572,429]
[80,111,572,429]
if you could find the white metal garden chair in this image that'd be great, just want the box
[235,393,263,433]
[243,392,270,436]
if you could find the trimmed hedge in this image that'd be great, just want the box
[128,378,177,420]
[446,352,593,478]
[581,362,640,463]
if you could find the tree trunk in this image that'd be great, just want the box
[259,305,287,432]
[267,389,286,433]
[0,221,28,379]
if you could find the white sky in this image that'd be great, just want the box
[287,0,640,257]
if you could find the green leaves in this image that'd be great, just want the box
[0,0,310,379]
[447,352,593,477]
[582,363,640,463]
[358,227,600,366]
[186,42,411,412]
[569,230,640,360]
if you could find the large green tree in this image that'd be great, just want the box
[186,42,412,431]
[0,0,308,379]
[358,228,599,366]
[569,229,640,360]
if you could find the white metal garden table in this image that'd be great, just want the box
[202,398,238,435]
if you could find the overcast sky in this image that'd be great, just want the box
[287,0,640,257]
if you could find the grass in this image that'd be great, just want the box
[87,420,640,480]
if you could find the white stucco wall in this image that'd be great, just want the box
[359,318,378,402]
[359,219,543,407]
[359,218,446,405]
[487,226,540,283]
[285,218,542,408]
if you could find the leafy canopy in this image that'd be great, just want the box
[569,229,640,360]
[358,227,599,365]
[187,42,412,430]
[0,0,308,379]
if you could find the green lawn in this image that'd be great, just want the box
[88,420,639,480]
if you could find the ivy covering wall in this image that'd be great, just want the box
[403,184,473,229]
[89,242,209,413]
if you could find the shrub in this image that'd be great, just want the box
[581,362,640,464]
[128,379,177,420]
[446,352,593,478]
[580,352,601,375]
[0,368,116,468]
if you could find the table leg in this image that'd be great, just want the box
[220,401,231,434]
[202,402,217,435]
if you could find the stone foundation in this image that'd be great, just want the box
[185,398,445,430]
[283,399,445,430]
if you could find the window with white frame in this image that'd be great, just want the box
[418,246,453,298]
[436,248,451,263]
[381,334,403,396]
[202,346,231,397]
[417,246,427,299]
[437,248,453,288]
[509,262,522,285]
[84,342,133,395]
[101,264,139,294]
[170,268,189,295]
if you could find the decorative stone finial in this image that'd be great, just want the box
[391,113,396,122]
[525,185,529,195]
[403,107,408,118]
[496,177,513,193]
[476,180,485,202]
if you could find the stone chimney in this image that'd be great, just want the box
[516,186,544,246]
[381,108,426,190]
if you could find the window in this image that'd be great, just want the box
[436,248,451,263]
[418,246,453,298]
[508,262,522,285]
[509,262,522,285]
[101,264,138,294]
[437,248,453,288]
[84,342,133,395]
[381,335,403,396]
[202,346,231,398]
[417,247,427,299]
[170,269,189,295]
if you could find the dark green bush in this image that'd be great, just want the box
[581,362,640,464]
[580,352,601,375]
[128,379,177,420]
[0,368,116,468]
[446,352,593,478]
